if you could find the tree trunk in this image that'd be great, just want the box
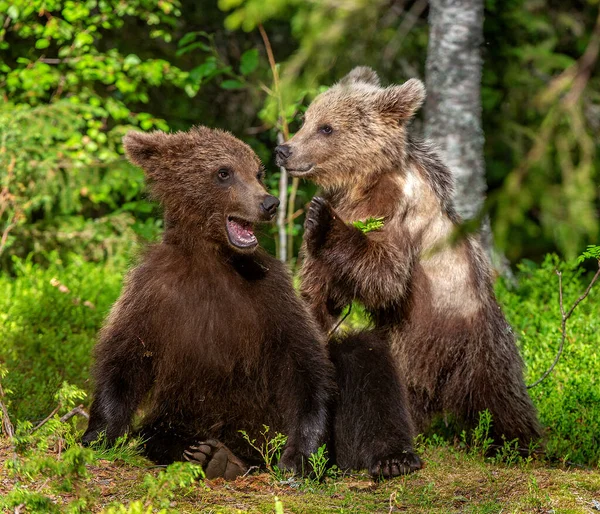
[425,0,486,222]
[424,0,513,277]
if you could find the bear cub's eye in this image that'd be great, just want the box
[318,125,333,135]
[217,169,231,181]
[256,171,264,182]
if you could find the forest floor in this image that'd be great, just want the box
[1,439,600,513]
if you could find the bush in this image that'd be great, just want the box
[0,253,126,421]
[496,255,600,466]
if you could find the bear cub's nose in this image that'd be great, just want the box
[275,144,292,164]
[262,195,280,218]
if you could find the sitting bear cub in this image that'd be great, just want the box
[82,126,421,479]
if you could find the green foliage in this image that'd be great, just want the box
[577,244,600,264]
[139,462,205,510]
[485,0,600,260]
[462,410,494,458]
[0,254,124,420]
[496,255,600,465]
[307,444,329,482]
[239,425,288,473]
[87,434,146,465]
[352,216,385,234]
[0,0,182,270]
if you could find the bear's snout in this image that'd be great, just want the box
[275,144,292,166]
[261,195,280,219]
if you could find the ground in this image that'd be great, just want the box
[1,439,599,513]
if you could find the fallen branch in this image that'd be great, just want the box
[31,405,61,433]
[60,404,89,422]
[30,404,89,434]
[528,260,600,389]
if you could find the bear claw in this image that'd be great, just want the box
[183,439,248,480]
[369,451,422,479]
[305,196,335,253]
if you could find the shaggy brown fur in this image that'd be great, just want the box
[275,67,542,447]
[82,127,336,476]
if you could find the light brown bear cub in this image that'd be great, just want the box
[275,66,542,448]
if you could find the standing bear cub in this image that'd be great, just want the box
[276,67,542,448]
[82,126,421,479]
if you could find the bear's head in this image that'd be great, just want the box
[123,127,279,252]
[275,66,425,190]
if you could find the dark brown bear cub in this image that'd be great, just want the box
[82,127,336,477]
[276,66,542,449]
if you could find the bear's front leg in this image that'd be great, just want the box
[301,196,415,310]
[304,196,350,256]
[270,323,336,475]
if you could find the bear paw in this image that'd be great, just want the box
[369,451,422,479]
[305,196,336,254]
[183,439,248,480]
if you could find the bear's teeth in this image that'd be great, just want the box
[226,217,257,247]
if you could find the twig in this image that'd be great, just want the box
[31,405,61,433]
[30,403,89,434]
[0,378,14,439]
[328,304,353,338]
[276,132,288,263]
[388,491,397,514]
[242,465,259,477]
[528,260,600,388]
[258,24,302,264]
[60,404,89,422]
[286,177,300,262]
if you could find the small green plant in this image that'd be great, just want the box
[490,437,529,467]
[239,425,288,473]
[463,410,494,457]
[141,462,205,510]
[89,433,146,465]
[576,244,600,264]
[352,216,385,234]
[306,444,329,484]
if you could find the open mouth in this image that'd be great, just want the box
[226,217,258,249]
[285,165,315,177]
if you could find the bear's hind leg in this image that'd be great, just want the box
[329,330,422,479]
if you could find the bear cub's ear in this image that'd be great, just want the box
[123,131,168,168]
[339,66,381,87]
[375,78,426,121]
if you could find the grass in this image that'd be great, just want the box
[1,438,600,513]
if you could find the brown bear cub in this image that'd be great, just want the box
[82,127,336,478]
[82,126,420,479]
[275,67,542,449]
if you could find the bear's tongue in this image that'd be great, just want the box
[226,217,258,248]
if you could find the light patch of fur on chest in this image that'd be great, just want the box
[399,170,480,318]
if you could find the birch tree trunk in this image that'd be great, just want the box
[424,0,486,223]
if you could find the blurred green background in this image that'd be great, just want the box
[0,0,599,466]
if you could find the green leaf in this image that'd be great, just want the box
[178,32,197,47]
[220,79,244,90]
[123,54,141,68]
[189,59,218,83]
[176,41,211,57]
[7,5,19,19]
[352,217,385,234]
[35,39,50,50]
[239,48,259,75]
